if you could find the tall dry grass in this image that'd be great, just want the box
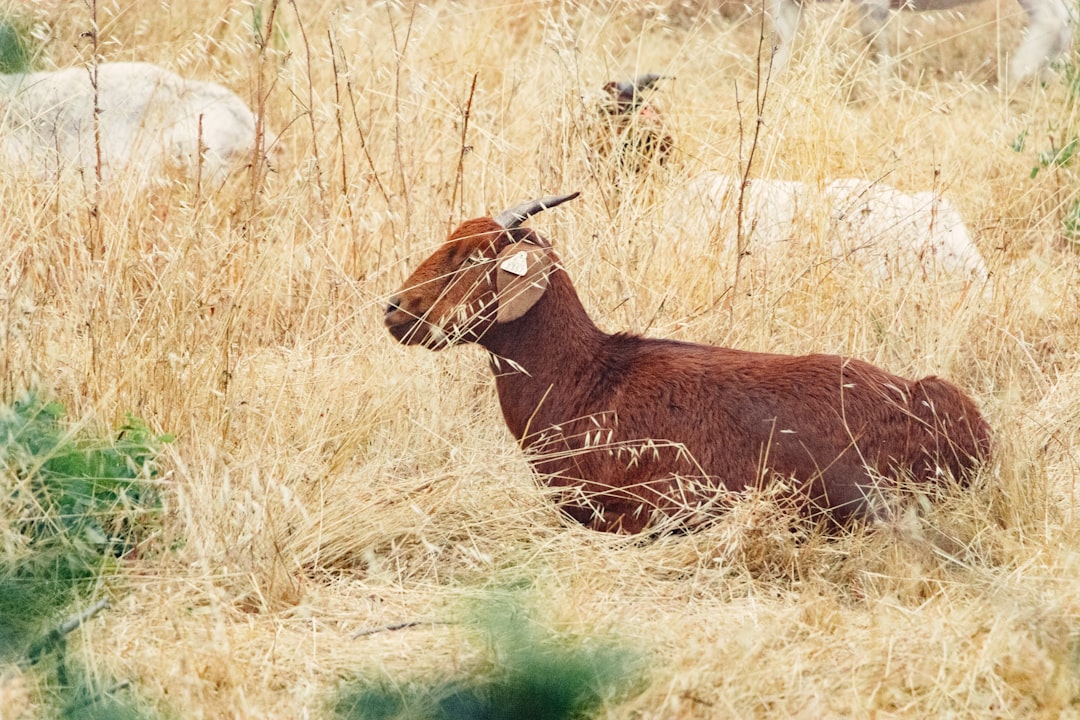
[1,0,1079,717]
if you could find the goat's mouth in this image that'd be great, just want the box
[386,315,452,350]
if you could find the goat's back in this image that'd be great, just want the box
[513,334,990,530]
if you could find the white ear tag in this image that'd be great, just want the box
[499,251,529,277]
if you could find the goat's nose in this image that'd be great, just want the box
[385,296,401,318]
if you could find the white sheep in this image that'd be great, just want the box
[770,0,1076,87]
[662,171,989,285]
[0,61,266,188]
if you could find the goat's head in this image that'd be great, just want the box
[600,73,668,115]
[385,192,580,349]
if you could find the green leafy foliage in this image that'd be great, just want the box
[0,573,73,661]
[333,594,645,720]
[1,393,170,567]
[1012,35,1080,243]
[1011,128,1028,153]
[1029,137,1077,179]
[0,14,38,74]
[0,393,170,718]
[1070,16,1080,99]
[1064,199,1080,245]
[55,672,147,720]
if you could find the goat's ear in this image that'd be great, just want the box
[494,242,552,323]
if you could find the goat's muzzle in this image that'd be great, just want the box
[385,294,449,349]
[384,294,419,344]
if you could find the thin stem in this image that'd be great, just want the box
[84,0,102,260]
[250,0,280,220]
[730,0,775,319]
[449,72,479,233]
[386,1,417,234]
[290,0,328,218]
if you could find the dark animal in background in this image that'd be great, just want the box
[600,73,667,114]
[385,193,992,533]
[595,74,674,172]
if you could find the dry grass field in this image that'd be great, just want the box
[2,0,1080,717]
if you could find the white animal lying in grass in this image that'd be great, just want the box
[0,61,266,188]
[770,0,1076,87]
[663,172,989,284]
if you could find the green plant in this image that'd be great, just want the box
[333,594,645,720]
[0,391,170,652]
[1011,32,1080,246]
[0,13,39,74]
[1,394,171,567]
[0,393,169,718]
[250,0,289,55]
[1064,198,1080,242]
[1028,137,1078,180]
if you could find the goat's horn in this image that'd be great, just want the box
[632,73,668,90]
[494,192,581,229]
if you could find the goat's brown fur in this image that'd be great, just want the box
[385,215,992,533]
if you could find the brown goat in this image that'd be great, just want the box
[385,194,992,533]
[594,74,673,173]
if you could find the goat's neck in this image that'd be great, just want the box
[479,270,607,442]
